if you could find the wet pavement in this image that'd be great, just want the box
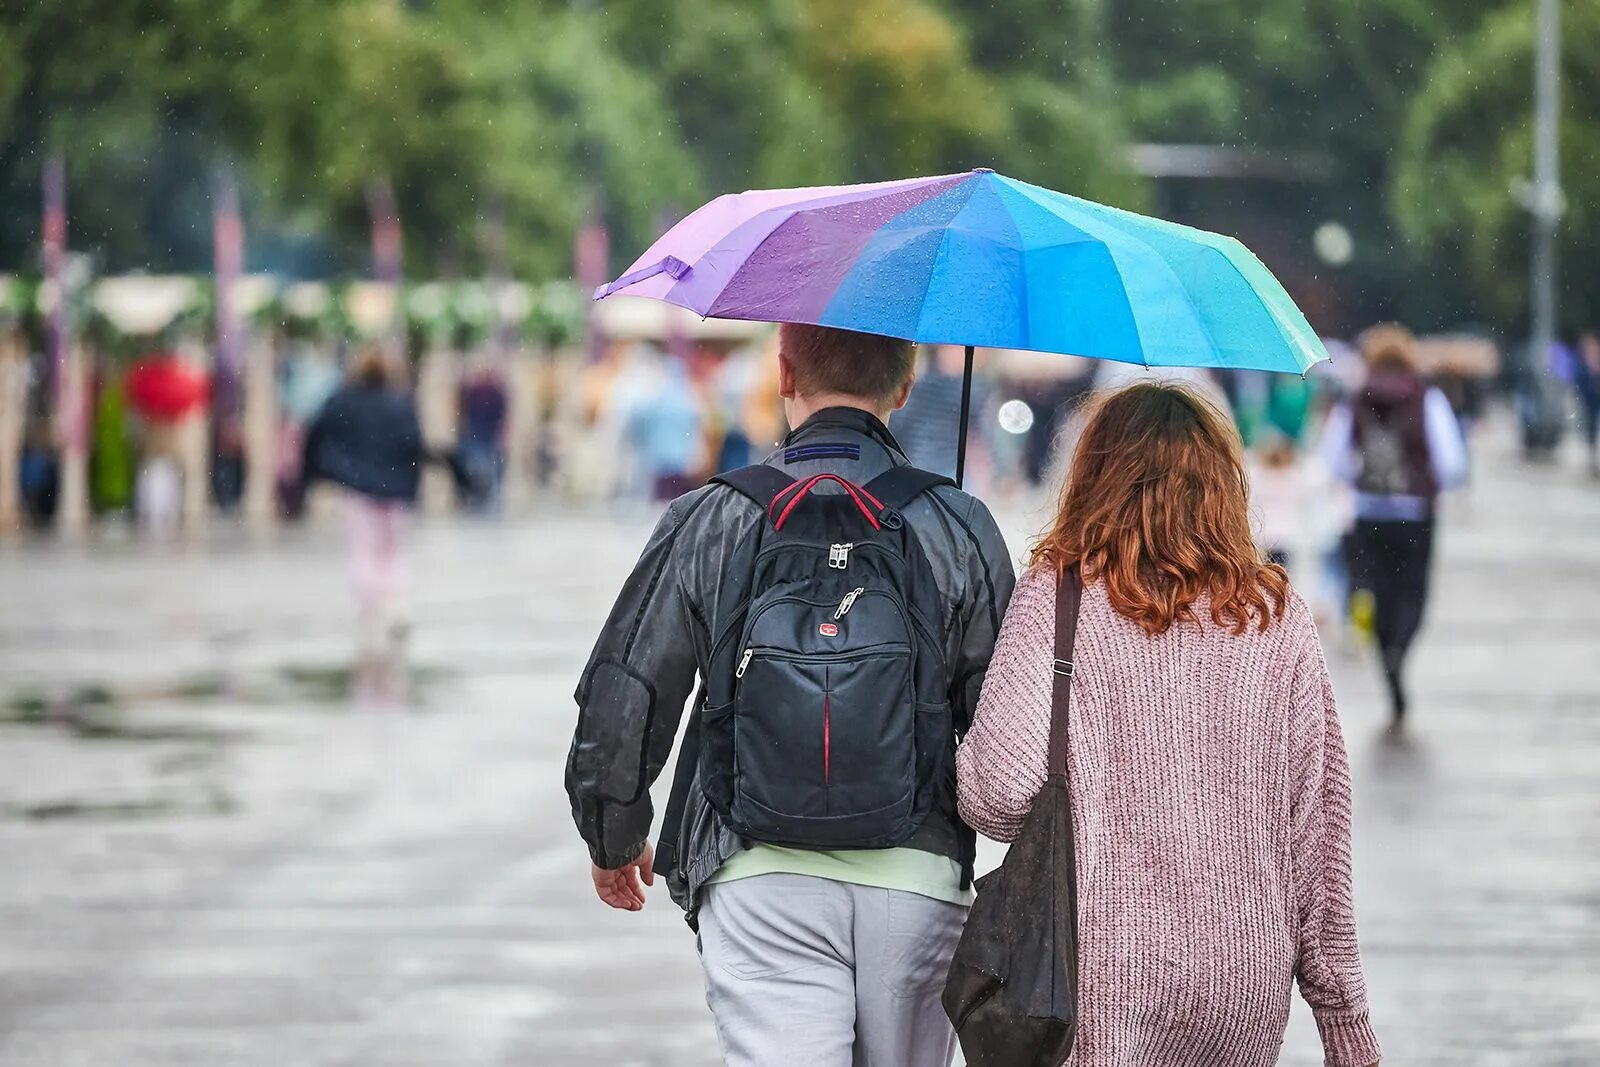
[1,427,1598,1066]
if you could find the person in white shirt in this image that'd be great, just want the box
[1318,324,1467,729]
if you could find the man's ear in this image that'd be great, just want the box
[777,352,797,399]
[889,375,914,412]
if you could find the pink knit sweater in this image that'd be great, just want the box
[957,566,1380,1067]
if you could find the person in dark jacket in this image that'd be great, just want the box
[566,324,1015,1066]
[890,343,970,479]
[456,363,509,510]
[1578,330,1600,478]
[302,348,425,657]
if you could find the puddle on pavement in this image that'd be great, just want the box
[0,662,454,824]
[1,660,455,733]
[4,782,239,822]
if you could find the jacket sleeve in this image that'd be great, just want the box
[955,566,1053,843]
[1288,631,1382,1067]
[566,493,709,869]
[950,497,1017,733]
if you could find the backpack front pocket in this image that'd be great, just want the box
[732,645,916,846]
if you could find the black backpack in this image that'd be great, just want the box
[1354,410,1419,496]
[697,463,955,850]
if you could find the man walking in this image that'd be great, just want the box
[567,324,1014,1065]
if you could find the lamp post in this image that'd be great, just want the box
[1528,0,1562,377]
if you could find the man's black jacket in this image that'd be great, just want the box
[566,407,1015,918]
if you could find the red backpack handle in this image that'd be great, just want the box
[770,473,884,531]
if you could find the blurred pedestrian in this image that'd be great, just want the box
[302,347,425,660]
[1248,431,1310,572]
[1319,324,1466,729]
[709,347,759,473]
[135,452,182,538]
[276,345,341,519]
[1577,330,1600,478]
[957,383,1381,1067]
[890,343,969,479]
[992,349,1095,487]
[456,361,509,510]
[18,424,57,526]
[622,356,705,500]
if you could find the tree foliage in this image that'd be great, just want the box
[1395,1,1600,328]
[0,0,1142,280]
[0,0,1593,334]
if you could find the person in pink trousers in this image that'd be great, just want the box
[301,348,425,663]
[957,383,1381,1067]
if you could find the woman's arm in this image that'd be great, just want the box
[1288,632,1382,1067]
[955,565,1057,843]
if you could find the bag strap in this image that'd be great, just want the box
[1047,567,1084,776]
[1052,567,1085,1027]
[710,464,797,511]
[863,465,955,510]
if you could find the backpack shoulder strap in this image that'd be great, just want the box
[710,464,796,511]
[863,465,956,510]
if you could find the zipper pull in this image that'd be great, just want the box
[834,587,866,619]
[829,543,853,569]
[735,648,754,679]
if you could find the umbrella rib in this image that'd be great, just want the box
[698,175,972,323]
[908,181,985,342]
[1206,241,1324,371]
[996,178,1153,367]
[910,227,956,343]
[1036,191,1222,371]
[1012,180,1274,370]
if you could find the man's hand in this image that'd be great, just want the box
[591,843,654,911]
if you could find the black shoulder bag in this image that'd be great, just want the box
[943,567,1082,1067]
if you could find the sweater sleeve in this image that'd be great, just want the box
[1288,630,1382,1067]
[955,565,1056,844]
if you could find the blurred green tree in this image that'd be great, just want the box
[1394,1,1600,330]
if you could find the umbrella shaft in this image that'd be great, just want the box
[955,345,974,488]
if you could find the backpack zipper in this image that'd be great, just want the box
[834,587,866,619]
[736,644,911,668]
[754,539,902,569]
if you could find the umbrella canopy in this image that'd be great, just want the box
[125,355,210,423]
[593,169,1326,375]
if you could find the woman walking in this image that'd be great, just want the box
[1318,324,1466,728]
[958,384,1380,1067]
[302,348,426,665]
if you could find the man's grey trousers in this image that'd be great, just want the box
[698,874,967,1066]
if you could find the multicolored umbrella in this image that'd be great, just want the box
[594,169,1329,481]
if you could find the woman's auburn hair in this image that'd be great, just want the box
[1032,382,1288,636]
